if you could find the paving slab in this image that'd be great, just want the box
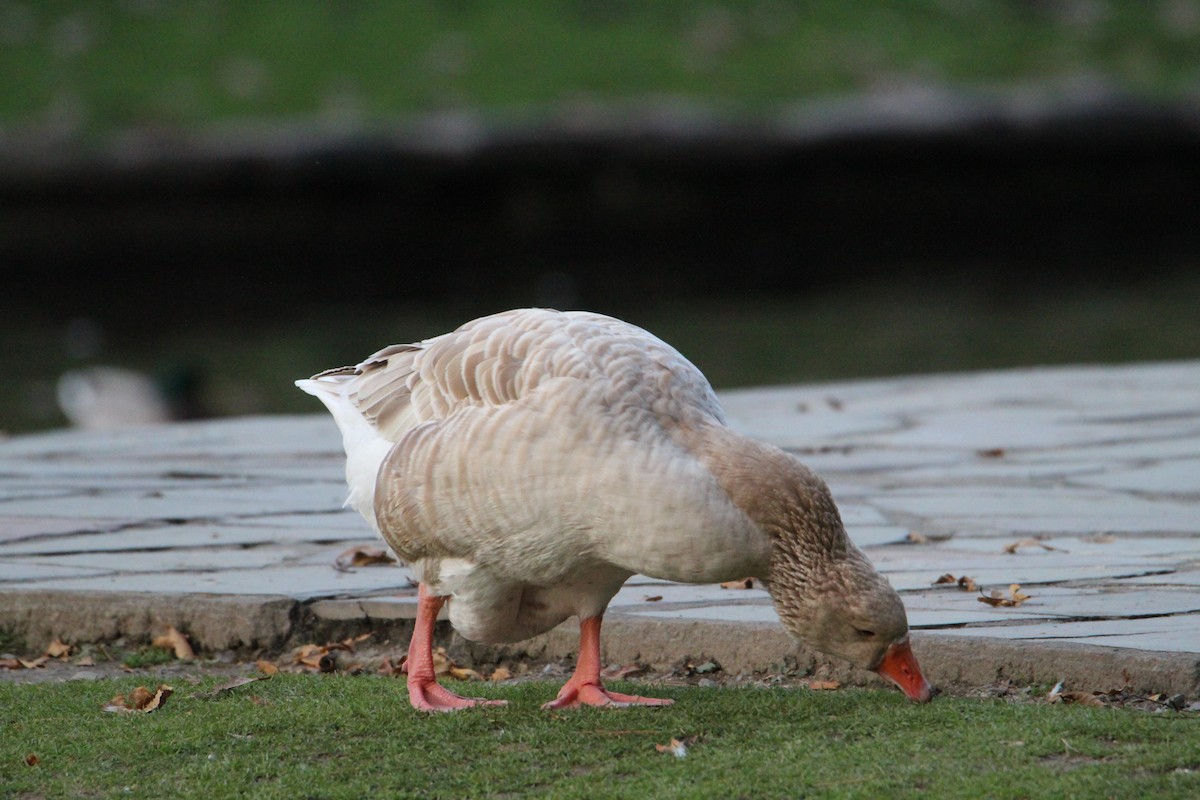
[2,361,1199,695]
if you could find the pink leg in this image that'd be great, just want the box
[542,615,673,709]
[405,584,507,713]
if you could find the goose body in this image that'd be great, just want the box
[299,309,931,710]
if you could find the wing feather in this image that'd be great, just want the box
[305,308,723,444]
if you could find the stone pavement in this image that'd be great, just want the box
[2,361,1198,694]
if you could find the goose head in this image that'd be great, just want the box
[768,541,932,702]
[707,429,934,702]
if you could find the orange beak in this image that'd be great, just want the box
[873,638,933,702]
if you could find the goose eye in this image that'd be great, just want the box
[854,628,876,638]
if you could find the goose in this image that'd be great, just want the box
[297,309,932,711]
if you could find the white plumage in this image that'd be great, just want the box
[299,308,931,710]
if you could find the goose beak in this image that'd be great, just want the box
[873,638,933,702]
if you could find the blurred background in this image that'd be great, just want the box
[2,1,1199,433]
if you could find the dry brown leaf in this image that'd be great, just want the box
[0,657,22,670]
[151,627,195,661]
[1004,538,1065,554]
[808,680,841,691]
[431,647,452,676]
[18,656,48,670]
[906,531,930,544]
[448,665,484,681]
[977,448,1007,458]
[643,595,663,602]
[255,660,279,676]
[379,656,405,676]
[1048,683,1105,707]
[339,632,373,651]
[75,656,95,667]
[490,667,512,682]
[45,638,72,660]
[334,545,398,571]
[103,684,173,713]
[932,574,977,592]
[978,584,1031,607]
[604,663,649,680]
[25,753,39,766]
[719,577,756,590]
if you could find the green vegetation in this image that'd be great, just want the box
[2,1,1198,140]
[120,647,180,670]
[2,675,1197,799]
[5,271,1200,434]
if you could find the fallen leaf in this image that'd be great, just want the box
[907,531,930,544]
[643,595,663,602]
[103,684,173,714]
[334,545,398,571]
[719,577,756,590]
[448,666,484,681]
[431,647,452,676]
[655,736,696,758]
[45,638,72,660]
[808,680,841,691]
[378,656,404,676]
[0,658,22,670]
[247,695,271,707]
[292,638,366,673]
[18,656,48,670]
[932,574,977,592]
[490,667,512,682]
[341,632,373,651]
[75,656,95,667]
[25,754,39,766]
[151,627,195,661]
[255,660,279,676]
[603,663,649,680]
[978,584,1031,607]
[1004,538,1066,554]
[977,448,1007,458]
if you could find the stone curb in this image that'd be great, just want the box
[2,589,1195,697]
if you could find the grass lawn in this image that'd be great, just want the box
[2,675,1198,799]
[3,1,1198,141]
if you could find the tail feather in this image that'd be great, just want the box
[297,375,392,528]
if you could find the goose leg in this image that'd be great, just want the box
[542,615,673,709]
[405,583,507,712]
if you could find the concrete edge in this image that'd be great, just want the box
[2,590,1196,697]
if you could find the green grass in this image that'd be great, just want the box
[2,1,1198,141]
[119,647,179,670]
[2,675,1197,799]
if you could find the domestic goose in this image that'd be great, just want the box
[298,309,932,710]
